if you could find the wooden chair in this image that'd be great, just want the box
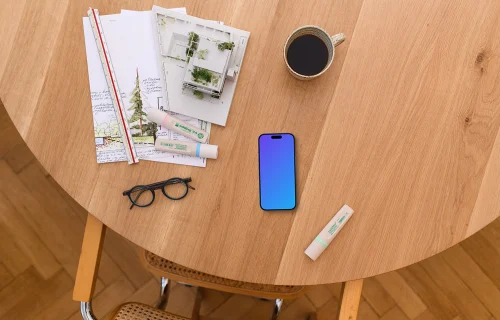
[73,215,195,320]
[73,214,363,319]
[139,249,307,319]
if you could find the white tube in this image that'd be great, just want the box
[147,109,209,143]
[304,205,354,261]
[155,138,218,159]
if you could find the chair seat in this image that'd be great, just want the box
[108,302,190,320]
[141,250,306,299]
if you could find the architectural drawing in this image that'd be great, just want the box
[83,9,211,167]
[152,6,250,126]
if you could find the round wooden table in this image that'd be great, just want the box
[2,0,500,285]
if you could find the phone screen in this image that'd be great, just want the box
[258,133,296,210]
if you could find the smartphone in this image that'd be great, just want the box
[258,133,296,210]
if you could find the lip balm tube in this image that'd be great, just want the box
[155,138,218,159]
[305,205,354,261]
[147,109,209,143]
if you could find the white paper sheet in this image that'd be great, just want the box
[151,6,250,126]
[83,8,211,167]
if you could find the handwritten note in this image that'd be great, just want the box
[83,8,211,167]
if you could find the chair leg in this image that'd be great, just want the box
[80,301,97,320]
[73,214,106,304]
[191,287,204,320]
[337,280,363,320]
[271,298,283,320]
[156,277,171,310]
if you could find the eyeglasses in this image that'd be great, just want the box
[123,177,195,209]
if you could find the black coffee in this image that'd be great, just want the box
[286,35,329,76]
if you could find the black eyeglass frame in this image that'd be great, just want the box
[122,177,195,209]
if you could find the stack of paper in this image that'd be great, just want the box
[151,6,250,127]
[83,7,249,167]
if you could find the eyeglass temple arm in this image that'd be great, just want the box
[147,178,194,190]
[122,182,165,195]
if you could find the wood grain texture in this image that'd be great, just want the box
[337,280,363,320]
[275,0,500,284]
[361,278,395,316]
[398,266,460,320]
[0,223,31,277]
[0,0,27,79]
[0,263,13,291]
[441,245,500,319]
[2,127,500,319]
[73,214,106,302]
[0,188,61,280]
[0,0,69,137]
[420,255,493,320]
[2,0,500,285]
[380,307,410,320]
[375,272,426,319]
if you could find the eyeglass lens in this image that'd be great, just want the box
[163,181,188,199]
[129,187,154,207]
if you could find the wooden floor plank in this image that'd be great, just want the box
[357,300,380,320]
[462,229,500,286]
[441,244,500,319]
[96,250,126,286]
[102,229,154,289]
[47,175,89,223]
[326,282,342,300]
[14,162,121,287]
[0,223,30,276]
[0,121,23,158]
[16,162,127,286]
[415,310,437,320]
[36,290,80,320]
[208,294,258,319]
[305,284,334,309]
[164,284,198,318]
[380,306,411,320]
[362,277,396,316]
[0,263,13,291]
[237,299,273,320]
[277,296,315,320]
[66,311,81,320]
[420,255,493,320]
[375,271,427,319]
[398,266,459,320]
[123,278,160,306]
[0,267,43,318]
[16,162,87,267]
[88,279,135,319]
[199,288,231,316]
[0,160,81,277]
[2,270,72,320]
[315,298,340,320]
[3,144,33,173]
[0,191,61,279]
[481,218,500,250]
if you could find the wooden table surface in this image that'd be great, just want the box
[2,0,500,286]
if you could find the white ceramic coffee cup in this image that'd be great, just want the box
[284,26,345,80]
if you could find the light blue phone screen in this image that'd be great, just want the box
[258,134,296,210]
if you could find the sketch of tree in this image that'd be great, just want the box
[129,68,147,135]
[143,122,158,143]
[95,121,120,138]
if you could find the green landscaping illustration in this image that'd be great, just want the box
[128,69,158,145]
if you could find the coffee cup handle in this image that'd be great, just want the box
[331,33,345,47]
